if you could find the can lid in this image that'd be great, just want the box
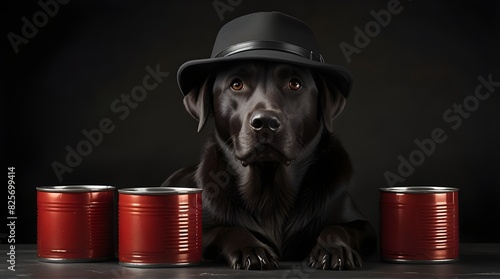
[118,187,202,195]
[379,186,459,193]
[37,185,115,192]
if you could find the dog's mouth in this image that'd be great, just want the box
[237,143,295,167]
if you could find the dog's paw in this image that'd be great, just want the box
[226,246,280,270]
[308,228,362,270]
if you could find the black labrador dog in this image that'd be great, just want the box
[164,61,376,270]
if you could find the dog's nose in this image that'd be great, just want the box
[250,111,282,132]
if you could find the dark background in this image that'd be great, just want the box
[3,0,499,245]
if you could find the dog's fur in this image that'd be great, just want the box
[164,61,376,270]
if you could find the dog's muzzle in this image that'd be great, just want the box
[236,110,295,167]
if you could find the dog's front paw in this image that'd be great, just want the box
[308,227,362,270]
[226,246,279,270]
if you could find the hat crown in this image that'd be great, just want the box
[211,12,320,58]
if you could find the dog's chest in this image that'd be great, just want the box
[250,190,323,257]
[238,167,305,250]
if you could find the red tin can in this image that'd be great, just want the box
[37,185,115,262]
[118,187,202,267]
[380,186,459,263]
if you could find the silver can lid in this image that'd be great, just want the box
[380,186,459,193]
[37,185,115,192]
[118,187,202,195]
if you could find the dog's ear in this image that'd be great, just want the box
[315,75,347,133]
[183,77,214,132]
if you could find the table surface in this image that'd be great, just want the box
[2,244,500,279]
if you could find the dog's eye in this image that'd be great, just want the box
[288,78,302,91]
[230,79,244,91]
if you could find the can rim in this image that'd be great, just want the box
[119,261,200,267]
[118,187,202,195]
[36,185,115,192]
[379,186,459,193]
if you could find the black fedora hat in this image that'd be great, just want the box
[177,12,353,98]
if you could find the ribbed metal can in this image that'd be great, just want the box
[118,187,202,267]
[37,185,116,262]
[379,186,459,263]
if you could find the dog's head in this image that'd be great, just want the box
[184,61,346,166]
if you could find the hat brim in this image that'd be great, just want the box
[177,49,353,98]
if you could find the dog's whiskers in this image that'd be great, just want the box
[215,134,236,153]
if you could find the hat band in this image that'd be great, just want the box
[214,40,324,62]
